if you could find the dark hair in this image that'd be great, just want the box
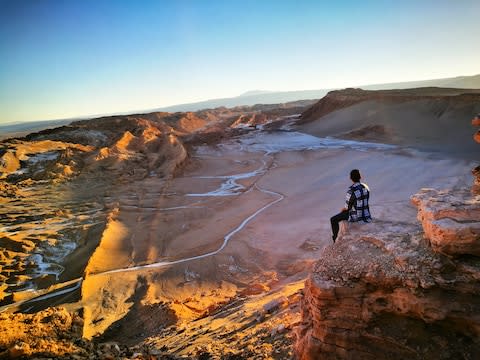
[350,169,361,182]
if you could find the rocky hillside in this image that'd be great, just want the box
[0,307,187,359]
[295,182,480,358]
[0,115,187,185]
[1,99,311,182]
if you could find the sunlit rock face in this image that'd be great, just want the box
[295,195,480,359]
[412,189,480,256]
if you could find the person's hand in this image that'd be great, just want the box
[341,207,347,211]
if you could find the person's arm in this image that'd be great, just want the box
[344,188,355,211]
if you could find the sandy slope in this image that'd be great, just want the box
[298,89,480,159]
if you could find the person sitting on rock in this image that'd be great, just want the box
[330,169,371,243]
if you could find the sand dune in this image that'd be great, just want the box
[298,88,480,159]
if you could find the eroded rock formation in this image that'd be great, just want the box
[0,306,184,359]
[412,188,480,256]
[296,191,480,359]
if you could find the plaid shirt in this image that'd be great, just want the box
[346,182,371,222]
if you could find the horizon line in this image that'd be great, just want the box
[2,72,479,126]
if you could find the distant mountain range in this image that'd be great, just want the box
[0,119,75,141]
[360,74,480,91]
[1,74,479,139]
[156,74,480,113]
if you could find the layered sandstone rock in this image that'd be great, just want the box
[296,193,480,359]
[412,188,480,256]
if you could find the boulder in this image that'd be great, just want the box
[411,188,480,256]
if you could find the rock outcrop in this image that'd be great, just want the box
[412,188,480,256]
[296,190,480,359]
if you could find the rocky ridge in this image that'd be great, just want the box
[298,88,480,125]
[295,186,480,358]
[412,188,480,256]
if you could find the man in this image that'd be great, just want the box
[330,169,371,243]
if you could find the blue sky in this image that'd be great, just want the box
[1,0,479,124]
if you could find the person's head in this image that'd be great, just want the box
[350,169,361,183]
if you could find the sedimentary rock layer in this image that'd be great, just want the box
[296,193,480,359]
[412,188,480,256]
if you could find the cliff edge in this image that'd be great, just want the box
[295,187,480,359]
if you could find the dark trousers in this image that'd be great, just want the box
[330,210,349,242]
